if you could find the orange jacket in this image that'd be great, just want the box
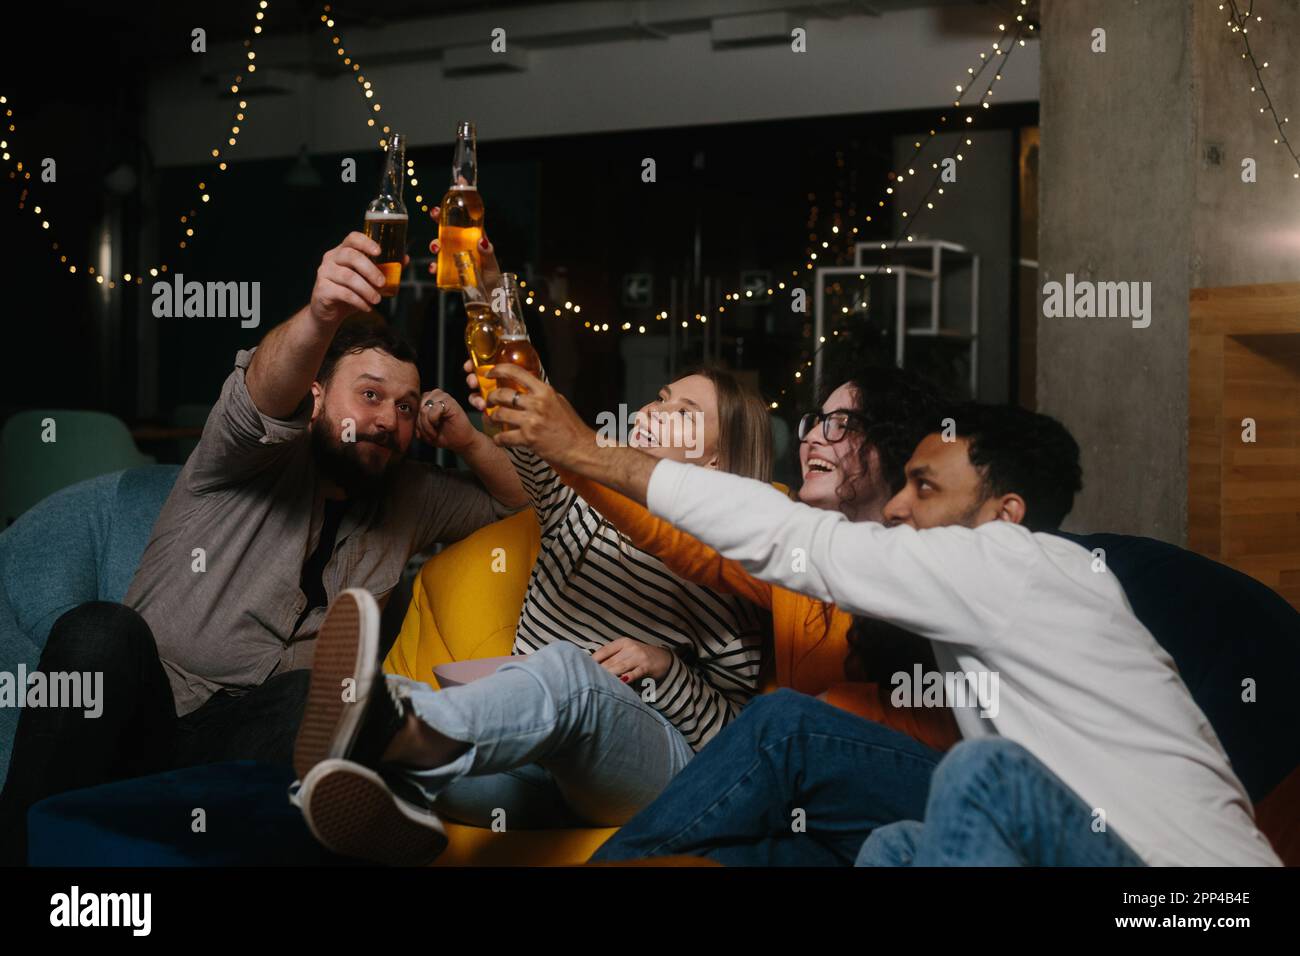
[562,472,961,753]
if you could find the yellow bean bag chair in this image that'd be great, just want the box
[383,508,620,866]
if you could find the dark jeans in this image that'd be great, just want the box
[0,601,309,864]
[857,738,1146,866]
[590,689,944,866]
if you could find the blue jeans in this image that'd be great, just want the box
[389,642,694,828]
[857,738,1146,866]
[591,689,943,865]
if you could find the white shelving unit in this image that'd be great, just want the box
[812,239,980,397]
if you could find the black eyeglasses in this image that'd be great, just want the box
[798,410,866,443]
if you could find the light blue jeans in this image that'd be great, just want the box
[856,737,1146,866]
[388,642,695,829]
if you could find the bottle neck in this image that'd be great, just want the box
[494,286,527,337]
[380,144,405,201]
[493,306,525,340]
[451,128,478,188]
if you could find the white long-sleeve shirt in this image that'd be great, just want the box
[646,459,1281,867]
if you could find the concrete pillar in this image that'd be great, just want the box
[1037,0,1300,542]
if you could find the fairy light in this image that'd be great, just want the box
[794,15,1024,274]
[324,4,602,330]
[772,11,1032,407]
[1224,0,1300,180]
[3,3,271,285]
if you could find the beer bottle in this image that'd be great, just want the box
[483,273,542,431]
[364,132,409,298]
[436,121,485,290]
[455,251,502,437]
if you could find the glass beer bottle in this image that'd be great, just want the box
[364,132,408,298]
[435,121,485,290]
[455,251,503,437]
[482,272,542,431]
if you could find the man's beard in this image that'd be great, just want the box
[310,413,404,500]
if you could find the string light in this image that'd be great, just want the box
[1223,0,1300,180]
[3,2,271,285]
[322,4,601,330]
[772,11,1032,407]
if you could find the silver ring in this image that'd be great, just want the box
[424,398,447,413]
[512,393,522,410]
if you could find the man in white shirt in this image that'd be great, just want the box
[485,365,1281,867]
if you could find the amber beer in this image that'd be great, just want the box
[455,251,503,436]
[365,132,408,297]
[480,273,541,431]
[435,121,484,290]
[364,213,408,297]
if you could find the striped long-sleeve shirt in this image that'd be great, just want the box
[507,445,767,750]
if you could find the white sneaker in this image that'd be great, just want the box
[292,588,384,780]
[297,758,448,866]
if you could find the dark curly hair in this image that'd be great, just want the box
[938,402,1084,532]
[316,313,418,385]
[814,361,947,510]
[807,361,948,689]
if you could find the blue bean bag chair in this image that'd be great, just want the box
[26,760,342,866]
[0,465,181,790]
[10,475,1298,865]
[1055,531,1300,864]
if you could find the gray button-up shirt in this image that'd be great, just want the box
[125,348,515,715]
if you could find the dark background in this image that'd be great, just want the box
[1,1,1035,478]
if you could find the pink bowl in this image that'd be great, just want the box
[433,656,515,688]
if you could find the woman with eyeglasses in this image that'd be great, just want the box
[558,364,962,748]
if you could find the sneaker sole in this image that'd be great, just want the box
[292,588,381,780]
[300,759,447,866]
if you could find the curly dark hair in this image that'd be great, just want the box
[316,313,418,385]
[806,361,948,688]
[814,361,947,510]
[938,402,1084,532]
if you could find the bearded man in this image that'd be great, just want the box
[0,232,526,862]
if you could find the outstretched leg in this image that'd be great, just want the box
[857,738,1146,867]
[592,689,943,866]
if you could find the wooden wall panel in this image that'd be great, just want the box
[1189,284,1300,610]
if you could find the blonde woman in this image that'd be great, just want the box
[287,226,775,864]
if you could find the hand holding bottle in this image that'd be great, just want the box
[309,233,407,326]
[429,206,501,289]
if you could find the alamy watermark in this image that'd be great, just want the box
[0,666,103,718]
[1041,273,1151,329]
[50,886,151,936]
[891,664,999,719]
[152,272,260,328]
[595,406,706,460]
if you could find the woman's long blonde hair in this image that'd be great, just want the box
[681,365,773,482]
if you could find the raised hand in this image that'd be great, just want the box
[310,232,409,325]
[463,358,486,413]
[488,364,596,471]
[428,206,502,290]
[416,388,477,454]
